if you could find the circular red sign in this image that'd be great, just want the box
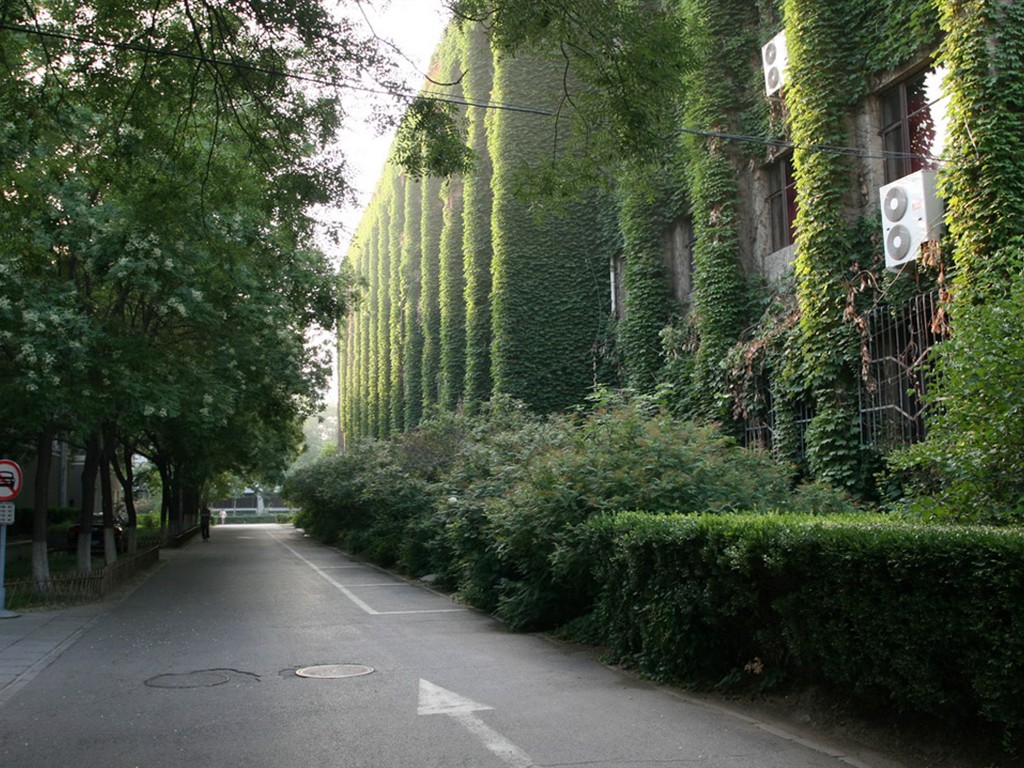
[0,460,23,501]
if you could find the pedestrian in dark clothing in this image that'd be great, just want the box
[200,506,211,540]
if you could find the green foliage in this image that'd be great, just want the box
[439,402,573,610]
[401,177,425,429]
[477,394,804,629]
[439,176,468,411]
[936,0,1024,299]
[583,512,1024,743]
[0,0,374,554]
[419,174,445,410]
[488,48,617,413]
[449,0,691,194]
[890,266,1024,522]
[284,439,435,567]
[460,24,496,413]
[393,97,474,179]
[675,0,764,420]
[617,160,687,392]
[889,1,1024,525]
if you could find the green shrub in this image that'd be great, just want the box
[890,269,1024,523]
[432,397,562,606]
[483,396,803,629]
[283,437,438,568]
[137,512,161,530]
[583,512,1024,744]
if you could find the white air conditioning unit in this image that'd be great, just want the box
[879,169,944,270]
[762,30,788,97]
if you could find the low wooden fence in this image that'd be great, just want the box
[3,546,160,610]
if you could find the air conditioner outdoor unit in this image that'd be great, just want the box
[762,30,788,97]
[879,169,943,270]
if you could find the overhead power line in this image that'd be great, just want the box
[0,21,946,164]
[0,21,551,116]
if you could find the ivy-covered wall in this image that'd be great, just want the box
[399,175,422,430]
[460,24,495,414]
[340,21,617,437]
[488,50,617,413]
[339,4,1024,501]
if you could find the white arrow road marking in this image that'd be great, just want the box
[418,680,533,767]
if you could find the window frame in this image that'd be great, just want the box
[879,68,945,184]
[767,153,797,252]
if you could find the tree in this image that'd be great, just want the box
[0,0,452,578]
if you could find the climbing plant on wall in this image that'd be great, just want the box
[933,0,1024,300]
[389,172,408,434]
[401,174,425,430]
[440,177,467,410]
[420,172,444,410]
[887,0,1024,518]
[436,28,468,411]
[488,49,617,413]
[779,0,938,491]
[460,23,495,414]
[675,0,761,423]
[617,157,687,393]
[358,213,379,438]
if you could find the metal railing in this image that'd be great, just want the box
[3,546,160,610]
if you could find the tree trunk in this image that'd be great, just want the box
[99,437,117,566]
[31,427,53,592]
[121,440,137,554]
[77,433,100,575]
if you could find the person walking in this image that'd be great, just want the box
[219,509,227,526]
[200,506,212,540]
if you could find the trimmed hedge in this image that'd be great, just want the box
[582,512,1024,742]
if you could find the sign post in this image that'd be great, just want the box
[0,459,24,619]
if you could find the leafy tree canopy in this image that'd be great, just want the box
[445,0,692,195]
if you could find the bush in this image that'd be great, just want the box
[283,438,437,568]
[481,396,806,629]
[438,398,571,611]
[890,273,1024,523]
[582,511,1024,744]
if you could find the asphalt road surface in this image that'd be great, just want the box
[0,524,897,767]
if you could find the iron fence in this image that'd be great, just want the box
[3,546,160,610]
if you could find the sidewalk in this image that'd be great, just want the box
[0,551,166,707]
[0,604,107,706]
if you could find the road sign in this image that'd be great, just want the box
[0,459,22,502]
[0,502,13,525]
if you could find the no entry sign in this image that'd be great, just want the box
[0,459,23,502]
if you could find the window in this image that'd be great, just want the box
[662,215,695,308]
[880,68,947,183]
[767,154,797,251]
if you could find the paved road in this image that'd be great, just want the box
[0,525,899,767]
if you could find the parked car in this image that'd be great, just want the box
[67,515,125,554]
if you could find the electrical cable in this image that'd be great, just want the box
[0,21,553,116]
[0,20,946,163]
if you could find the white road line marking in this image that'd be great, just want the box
[273,535,465,616]
[277,539,380,614]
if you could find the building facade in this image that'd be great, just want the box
[338,1,1022,498]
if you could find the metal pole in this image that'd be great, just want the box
[0,522,17,618]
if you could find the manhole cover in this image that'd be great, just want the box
[295,664,375,679]
[146,670,231,689]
